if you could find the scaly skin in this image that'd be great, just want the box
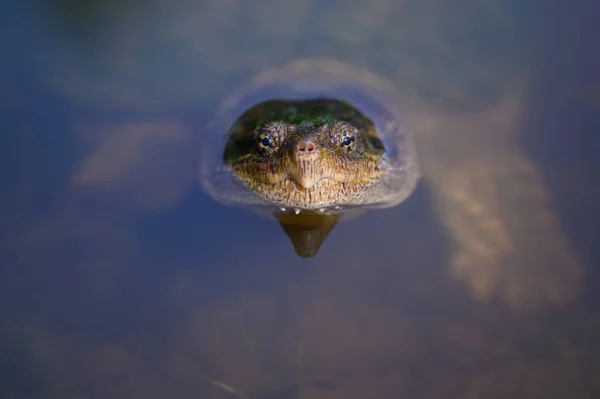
[223,99,386,210]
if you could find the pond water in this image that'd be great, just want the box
[1,1,599,398]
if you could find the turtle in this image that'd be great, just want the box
[195,58,585,398]
[197,57,581,286]
[198,59,422,257]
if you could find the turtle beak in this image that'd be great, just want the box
[289,136,324,189]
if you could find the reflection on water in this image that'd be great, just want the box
[406,87,583,310]
[72,120,196,210]
[2,0,600,398]
[276,212,340,258]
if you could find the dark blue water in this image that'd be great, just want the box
[1,1,599,398]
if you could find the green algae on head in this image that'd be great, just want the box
[223,98,384,165]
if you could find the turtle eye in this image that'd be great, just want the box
[257,132,275,155]
[330,121,357,154]
[339,130,356,154]
[255,122,287,155]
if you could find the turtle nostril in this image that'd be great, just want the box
[297,140,317,153]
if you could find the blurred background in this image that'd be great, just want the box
[1,0,599,398]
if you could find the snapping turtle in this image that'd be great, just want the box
[199,59,421,256]
[198,58,580,275]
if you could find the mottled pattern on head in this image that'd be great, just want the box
[223,98,387,210]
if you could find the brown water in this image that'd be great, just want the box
[1,1,600,398]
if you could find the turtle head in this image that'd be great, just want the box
[224,100,386,210]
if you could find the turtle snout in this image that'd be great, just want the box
[291,136,323,189]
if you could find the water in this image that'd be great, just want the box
[1,1,599,398]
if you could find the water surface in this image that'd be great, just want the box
[1,1,600,398]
